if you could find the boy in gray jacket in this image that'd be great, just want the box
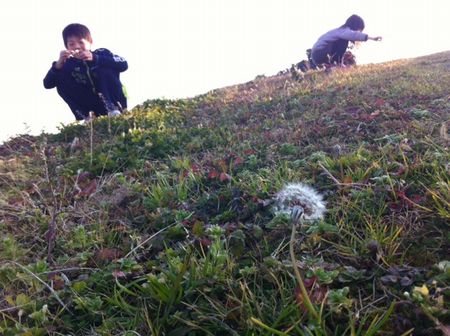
[311,14,382,67]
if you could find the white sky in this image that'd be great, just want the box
[0,0,449,143]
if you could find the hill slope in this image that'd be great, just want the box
[1,52,449,335]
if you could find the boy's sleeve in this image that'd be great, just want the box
[93,48,128,72]
[43,63,61,89]
[338,28,368,42]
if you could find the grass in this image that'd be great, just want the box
[0,51,449,335]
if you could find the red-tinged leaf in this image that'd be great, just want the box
[404,195,421,208]
[294,286,308,313]
[220,172,232,182]
[409,194,424,204]
[181,219,193,227]
[94,248,122,262]
[395,189,406,199]
[208,170,219,179]
[190,164,201,173]
[244,149,255,155]
[374,98,385,107]
[310,286,328,303]
[251,196,260,203]
[370,110,381,118]
[394,190,418,208]
[264,131,274,141]
[50,275,66,290]
[199,237,212,247]
[360,113,375,122]
[7,197,26,207]
[389,202,403,211]
[112,270,126,278]
[294,282,327,312]
[303,276,317,288]
[234,156,244,165]
[77,179,97,197]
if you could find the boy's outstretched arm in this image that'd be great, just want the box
[93,49,128,72]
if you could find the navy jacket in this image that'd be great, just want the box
[44,48,128,117]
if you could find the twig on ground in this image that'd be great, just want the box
[124,223,177,259]
[4,261,72,314]
[318,162,369,189]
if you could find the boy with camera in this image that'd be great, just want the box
[44,23,128,121]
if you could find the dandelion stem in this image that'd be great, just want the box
[289,220,319,321]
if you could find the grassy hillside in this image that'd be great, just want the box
[1,52,449,335]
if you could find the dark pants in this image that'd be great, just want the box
[312,39,349,66]
[57,67,126,120]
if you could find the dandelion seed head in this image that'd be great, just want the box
[273,183,326,221]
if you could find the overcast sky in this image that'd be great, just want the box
[1,0,449,143]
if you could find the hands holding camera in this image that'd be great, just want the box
[55,49,93,69]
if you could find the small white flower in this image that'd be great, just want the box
[273,183,326,221]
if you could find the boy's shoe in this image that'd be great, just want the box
[108,110,121,117]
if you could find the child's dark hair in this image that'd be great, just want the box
[62,23,92,48]
[343,15,365,31]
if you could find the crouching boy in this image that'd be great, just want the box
[44,23,128,121]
